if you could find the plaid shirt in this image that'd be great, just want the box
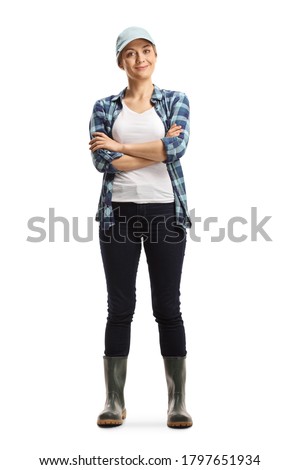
[89,84,191,230]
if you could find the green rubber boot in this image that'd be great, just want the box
[163,356,193,428]
[97,356,127,427]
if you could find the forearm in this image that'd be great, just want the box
[111,154,158,171]
[119,140,167,162]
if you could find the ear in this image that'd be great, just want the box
[118,58,124,69]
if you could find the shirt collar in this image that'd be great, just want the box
[111,84,162,103]
[151,84,163,103]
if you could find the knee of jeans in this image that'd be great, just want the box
[152,295,180,314]
[153,308,183,326]
[107,306,134,325]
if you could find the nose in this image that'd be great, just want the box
[136,53,145,64]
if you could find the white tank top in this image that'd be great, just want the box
[111,102,174,203]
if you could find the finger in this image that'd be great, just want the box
[90,136,105,145]
[90,143,103,151]
[168,130,181,137]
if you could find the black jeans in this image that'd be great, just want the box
[99,202,187,357]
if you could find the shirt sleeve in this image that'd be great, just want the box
[161,92,190,164]
[89,100,123,174]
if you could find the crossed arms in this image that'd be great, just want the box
[89,93,190,173]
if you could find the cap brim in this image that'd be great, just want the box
[116,36,155,60]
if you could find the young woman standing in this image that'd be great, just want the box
[89,26,192,428]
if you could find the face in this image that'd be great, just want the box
[118,39,157,80]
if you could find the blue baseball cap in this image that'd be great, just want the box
[116,26,155,62]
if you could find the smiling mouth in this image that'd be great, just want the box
[135,65,148,70]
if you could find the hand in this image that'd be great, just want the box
[166,123,182,137]
[89,132,122,153]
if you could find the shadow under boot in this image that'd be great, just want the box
[97,356,127,427]
[163,356,193,428]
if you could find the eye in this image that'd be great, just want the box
[126,51,136,58]
[144,49,151,54]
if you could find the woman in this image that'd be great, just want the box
[89,26,192,428]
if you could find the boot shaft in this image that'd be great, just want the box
[163,356,186,397]
[103,356,127,407]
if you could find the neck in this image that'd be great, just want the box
[125,79,154,100]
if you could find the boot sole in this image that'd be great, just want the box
[167,421,193,428]
[97,410,126,427]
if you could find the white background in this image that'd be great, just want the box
[1,1,299,469]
